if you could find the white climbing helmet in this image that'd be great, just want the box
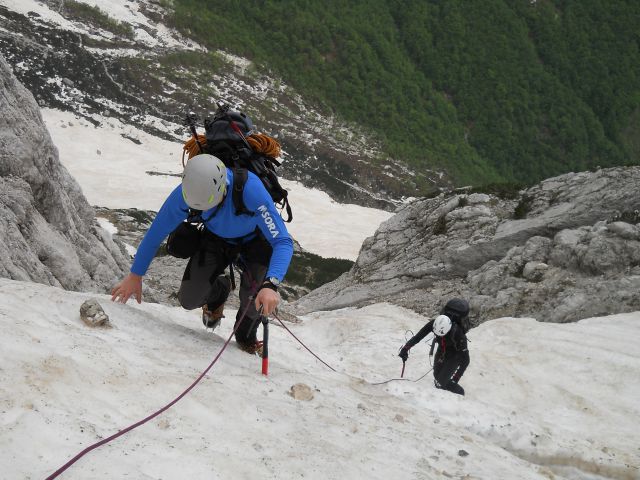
[433,314,452,337]
[182,154,227,210]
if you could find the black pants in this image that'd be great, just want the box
[433,349,470,391]
[177,231,272,345]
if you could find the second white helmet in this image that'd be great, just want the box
[433,315,452,336]
[182,154,227,210]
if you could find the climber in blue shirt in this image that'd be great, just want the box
[111,153,293,355]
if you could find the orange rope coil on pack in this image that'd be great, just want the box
[182,133,281,166]
[182,134,207,164]
[246,134,281,158]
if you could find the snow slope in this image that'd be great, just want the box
[1,278,638,480]
[42,109,393,260]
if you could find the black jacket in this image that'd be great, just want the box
[405,319,468,354]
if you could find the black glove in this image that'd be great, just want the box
[398,345,409,362]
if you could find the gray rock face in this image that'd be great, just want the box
[293,167,640,323]
[0,55,128,292]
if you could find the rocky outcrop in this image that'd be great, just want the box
[0,55,128,291]
[292,167,640,323]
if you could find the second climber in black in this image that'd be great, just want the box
[398,298,471,396]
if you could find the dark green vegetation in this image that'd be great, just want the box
[286,252,354,291]
[114,50,227,110]
[514,194,533,219]
[63,1,134,39]
[465,182,525,200]
[612,209,640,224]
[433,214,448,235]
[168,0,639,188]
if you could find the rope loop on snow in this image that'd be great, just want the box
[272,312,434,385]
[368,367,433,386]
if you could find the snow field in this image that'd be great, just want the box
[1,279,638,479]
[41,108,393,260]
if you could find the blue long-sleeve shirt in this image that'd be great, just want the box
[131,169,293,281]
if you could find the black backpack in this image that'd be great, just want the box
[202,105,292,222]
[166,106,292,263]
[441,298,471,333]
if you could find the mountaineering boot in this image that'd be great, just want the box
[435,379,465,396]
[202,303,224,330]
[202,275,231,330]
[445,382,465,396]
[236,340,264,357]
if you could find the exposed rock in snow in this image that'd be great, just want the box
[289,383,314,401]
[79,298,110,327]
[0,54,128,292]
[293,167,640,323]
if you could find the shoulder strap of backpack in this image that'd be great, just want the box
[248,153,293,223]
[232,168,254,217]
[186,208,204,223]
[280,191,293,223]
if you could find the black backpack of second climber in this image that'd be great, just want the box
[441,298,471,333]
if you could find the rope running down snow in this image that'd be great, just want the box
[272,312,338,372]
[47,306,431,478]
[272,312,433,383]
[45,299,255,480]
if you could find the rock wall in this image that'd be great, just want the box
[0,55,128,291]
[292,167,640,323]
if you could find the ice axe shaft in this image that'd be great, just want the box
[184,112,204,154]
[429,337,437,357]
[400,360,406,378]
[261,315,269,376]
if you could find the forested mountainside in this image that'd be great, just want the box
[169,0,640,187]
[2,0,637,203]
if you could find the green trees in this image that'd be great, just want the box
[170,0,639,188]
[517,0,640,162]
